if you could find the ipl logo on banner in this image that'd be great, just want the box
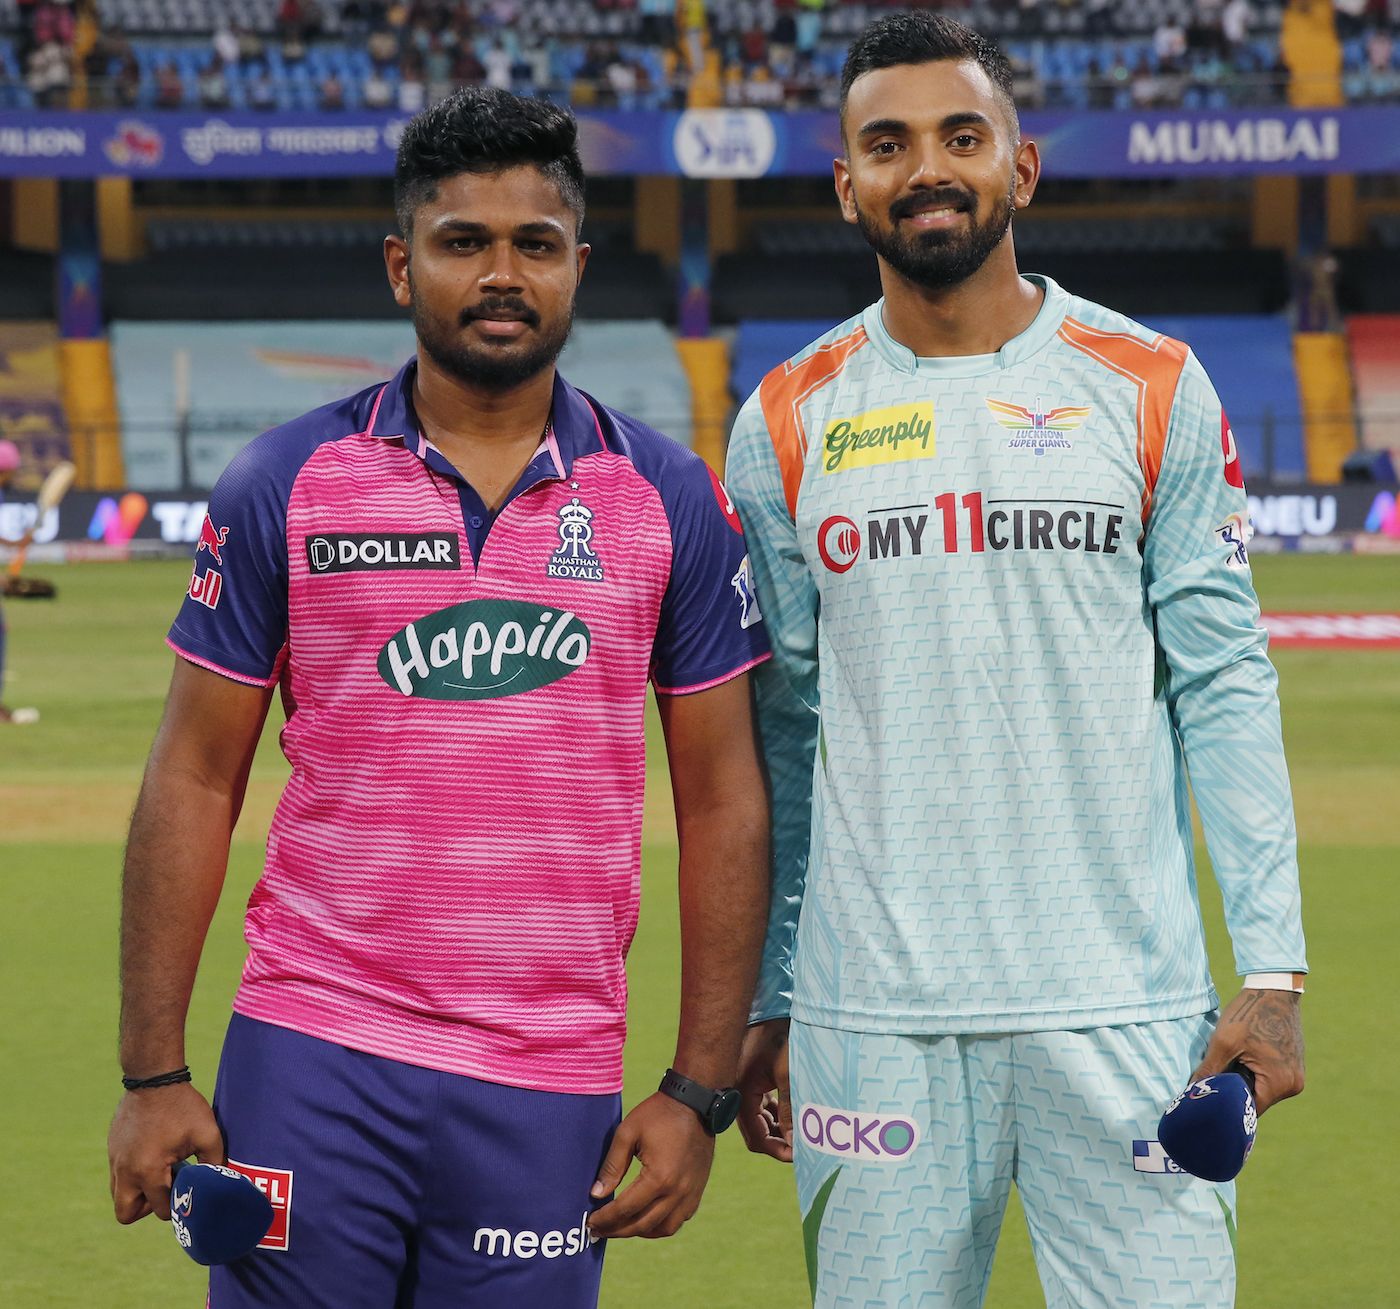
[673,110,777,178]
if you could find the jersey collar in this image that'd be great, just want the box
[367,356,607,480]
[861,274,1070,378]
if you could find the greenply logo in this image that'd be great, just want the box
[379,600,590,700]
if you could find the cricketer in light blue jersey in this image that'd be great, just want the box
[728,13,1306,1309]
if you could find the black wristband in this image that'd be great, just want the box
[122,1065,192,1091]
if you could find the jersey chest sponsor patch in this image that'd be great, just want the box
[305,532,461,574]
[378,599,590,700]
[821,402,935,475]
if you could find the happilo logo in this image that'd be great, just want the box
[823,403,935,475]
[986,397,1092,455]
[379,600,590,700]
[474,1213,597,1261]
[799,1103,921,1162]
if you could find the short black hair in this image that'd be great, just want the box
[840,12,1019,140]
[394,87,586,240]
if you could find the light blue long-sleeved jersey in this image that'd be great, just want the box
[727,276,1306,1034]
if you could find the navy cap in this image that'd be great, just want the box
[1158,1070,1258,1183]
[169,1160,275,1266]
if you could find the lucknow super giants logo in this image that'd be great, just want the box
[799,1104,921,1161]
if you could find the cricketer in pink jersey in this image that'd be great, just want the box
[108,89,771,1309]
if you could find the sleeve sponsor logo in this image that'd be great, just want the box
[224,1160,294,1252]
[731,554,763,629]
[1221,411,1244,489]
[706,466,744,534]
[822,403,935,474]
[187,567,223,610]
[198,514,229,565]
[378,599,590,700]
[305,532,459,574]
[1213,510,1252,569]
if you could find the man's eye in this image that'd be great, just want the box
[951,134,979,148]
[447,238,482,251]
[871,140,900,156]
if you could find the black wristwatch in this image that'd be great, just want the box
[658,1068,742,1136]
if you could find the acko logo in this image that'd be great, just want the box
[799,1103,921,1161]
[817,515,861,573]
[379,600,590,700]
[473,1213,597,1261]
[823,403,935,474]
[306,532,459,574]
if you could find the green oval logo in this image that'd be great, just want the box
[378,599,591,700]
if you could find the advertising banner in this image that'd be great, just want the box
[0,106,1393,180]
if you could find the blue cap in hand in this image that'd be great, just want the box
[169,1160,275,1266]
[1158,1070,1258,1182]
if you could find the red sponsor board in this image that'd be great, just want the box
[1262,612,1400,648]
[225,1160,294,1251]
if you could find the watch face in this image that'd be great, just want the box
[709,1088,742,1135]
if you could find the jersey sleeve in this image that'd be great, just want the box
[724,391,820,1023]
[650,452,770,695]
[1144,351,1307,978]
[167,433,291,686]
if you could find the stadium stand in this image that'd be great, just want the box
[1346,314,1400,452]
[0,0,1309,112]
[1143,313,1307,480]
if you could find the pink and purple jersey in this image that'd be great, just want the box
[169,360,769,1094]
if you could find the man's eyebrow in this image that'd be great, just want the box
[856,117,909,139]
[856,110,996,138]
[427,218,568,238]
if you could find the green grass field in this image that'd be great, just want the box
[2,555,1397,1307]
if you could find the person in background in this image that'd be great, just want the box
[0,440,39,726]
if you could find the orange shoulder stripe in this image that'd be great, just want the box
[1057,317,1190,526]
[757,327,868,519]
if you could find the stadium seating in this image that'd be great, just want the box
[0,0,1306,112]
[1345,315,1400,453]
[1143,314,1306,480]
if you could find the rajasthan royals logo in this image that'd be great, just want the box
[548,497,604,582]
[986,397,1092,455]
[1214,511,1252,570]
[731,555,763,630]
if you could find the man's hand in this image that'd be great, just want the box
[736,1018,792,1162]
[587,1093,716,1240]
[108,1083,225,1223]
[1191,988,1305,1113]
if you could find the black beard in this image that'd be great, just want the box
[408,277,575,392]
[856,182,1015,291]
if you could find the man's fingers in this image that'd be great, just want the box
[588,1169,666,1238]
[590,1119,640,1200]
[737,1088,772,1154]
[112,1182,153,1225]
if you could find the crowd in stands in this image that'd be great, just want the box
[3,0,1400,112]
